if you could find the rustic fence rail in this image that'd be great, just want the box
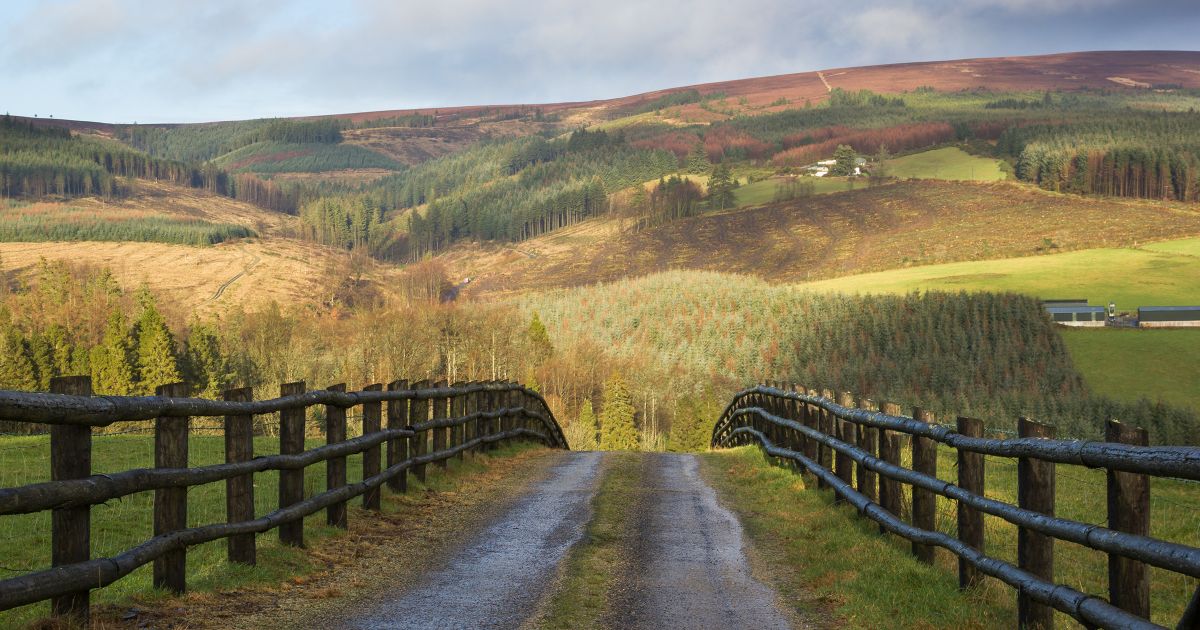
[711,383,1200,630]
[0,376,568,624]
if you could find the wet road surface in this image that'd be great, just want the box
[613,453,795,629]
[341,451,604,629]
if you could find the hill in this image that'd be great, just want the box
[0,181,408,316]
[16,51,1200,133]
[441,180,1200,298]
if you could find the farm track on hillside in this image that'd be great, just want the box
[208,249,262,302]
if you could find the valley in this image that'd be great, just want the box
[2,40,1200,630]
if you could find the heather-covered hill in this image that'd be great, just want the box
[443,180,1200,298]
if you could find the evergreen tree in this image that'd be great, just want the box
[182,320,231,398]
[28,331,55,390]
[707,162,736,209]
[0,321,36,391]
[527,311,554,364]
[831,144,859,176]
[134,289,181,393]
[686,140,710,175]
[91,310,136,395]
[571,399,600,450]
[599,372,639,450]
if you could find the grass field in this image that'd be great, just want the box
[732,176,867,207]
[885,147,1007,181]
[1061,328,1200,412]
[0,431,542,626]
[703,445,1200,628]
[798,240,1200,308]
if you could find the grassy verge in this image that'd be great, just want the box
[0,432,546,627]
[700,446,1010,628]
[535,452,639,629]
[703,444,1200,628]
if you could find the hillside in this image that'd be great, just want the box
[0,181,407,316]
[442,180,1200,298]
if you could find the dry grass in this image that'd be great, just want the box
[443,180,1200,299]
[0,182,411,315]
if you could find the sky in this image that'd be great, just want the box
[2,0,1199,123]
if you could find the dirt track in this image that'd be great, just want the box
[325,452,795,629]
[608,454,797,630]
[338,452,605,629]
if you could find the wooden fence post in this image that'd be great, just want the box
[834,392,855,501]
[1017,417,1056,628]
[957,416,985,589]
[386,380,408,493]
[451,382,465,461]
[224,387,255,565]
[817,389,834,489]
[801,387,818,469]
[325,383,348,529]
[50,376,92,624]
[1105,419,1150,619]
[410,380,430,482]
[362,383,383,511]
[502,384,515,444]
[481,384,493,450]
[912,407,938,564]
[879,401,902,534]
[279,381,306,547]
[463,382,477,455]
[856,398,878,503]
[432,380,448,468]
[153,382,189,595]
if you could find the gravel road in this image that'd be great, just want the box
[611,453,796,629]
[340,451,604,629]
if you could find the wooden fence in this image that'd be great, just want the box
[711,383,1200,630]
[0,376,568,625]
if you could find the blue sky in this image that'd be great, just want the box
[2,0,1198,123]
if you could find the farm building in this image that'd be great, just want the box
[1045,305,1106,326]
[1041,299,1090,308]
[1137,306,1200,328]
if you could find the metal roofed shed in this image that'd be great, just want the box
[1045,305,1106,327]
[1138,305,1200,327]
[1041,299,1091,308]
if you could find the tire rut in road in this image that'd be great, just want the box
[339,451,605,629]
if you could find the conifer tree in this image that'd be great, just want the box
[574,399,599,450]
[707,162,736,209]
[134,289,181,393]
[0,322,37,391]
[527,311,553,364]
[182,320,231,398]
[686,140,711,175]
[599,372,639,450]
[91,310,136,395]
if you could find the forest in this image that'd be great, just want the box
[0,256,1194,450]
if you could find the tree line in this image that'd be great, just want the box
[998,114,1200,201]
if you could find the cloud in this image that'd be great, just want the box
[0,0,1195,122]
